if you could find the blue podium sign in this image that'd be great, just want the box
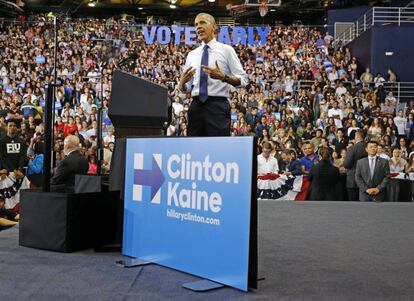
[123,137,256,291]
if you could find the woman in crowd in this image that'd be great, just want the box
[405,113,414,138]
[258,128,270,146]
[54,116,64,136]
[333,148,347,174]
[63,116,78,137]
[234,117,248,136]
[387,147,404,201]
[390,148,406,173]
[368,118,383,138]
[269,119,281,137]
[27,141,44,187]
[87,155,97,175]
[404,153,414,174]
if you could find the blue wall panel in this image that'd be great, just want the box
[371,26,414,82]
[347,29,372,75]
[327,6,370,35]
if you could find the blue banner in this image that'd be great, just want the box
[141,26,270,46]
[123,137,254,291]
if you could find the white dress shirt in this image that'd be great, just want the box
[172,102,184,116]
[183,38,247,98]
[257,154,279,176]
[328,108,344,120]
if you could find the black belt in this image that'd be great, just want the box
[192,96,227,102]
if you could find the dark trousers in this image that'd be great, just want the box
[347,188,359,202]
[188,96,231,137]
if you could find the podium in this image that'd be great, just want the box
[108,70,169,138]
[108,71,170,243]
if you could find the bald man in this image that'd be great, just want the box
[51,135,89,187]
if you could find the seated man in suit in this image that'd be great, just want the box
[355,139,390,202]
[51,135,89,189]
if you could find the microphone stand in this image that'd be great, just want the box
[43,15,58,192]
[96,64,104,175]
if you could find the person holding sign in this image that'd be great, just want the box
[179,13,247,136]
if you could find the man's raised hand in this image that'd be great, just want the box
[201,61,225,81]
[179,67,196,90]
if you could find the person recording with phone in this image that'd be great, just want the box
[178,13,247,137]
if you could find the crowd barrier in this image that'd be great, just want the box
[258,173,413,202]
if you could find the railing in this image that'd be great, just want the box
[296,80,414,103]
[335,6,414,44]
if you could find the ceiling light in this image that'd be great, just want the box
[138,7,143,10]
[270,9,275,12]
[169,4,176,8]
[208,0,216,2]
[88,2,95,6]
[171,0,177,3]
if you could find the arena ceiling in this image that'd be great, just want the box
[0,0,402,21]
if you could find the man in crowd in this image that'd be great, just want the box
[394,109,407,138]
[355,140,390,202]
[0,120,27,175]
[257,142,279,176]
[51,135,89,189]
[343,130,368,201]
[280,149,302,176]
[332,128,348,154]
[300,141,319,174]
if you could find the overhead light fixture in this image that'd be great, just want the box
[138,7,143,10]
[169,4,176,8]
[270,9,275,11]
[87,0,96,7]
[208,0,216,2]
[171,0,177,3]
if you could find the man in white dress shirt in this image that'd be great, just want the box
[178,13,247,136]
[257,142,279,176]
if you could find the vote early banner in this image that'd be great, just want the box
[123,136,257,291]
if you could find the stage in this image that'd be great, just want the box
[1,201,414,300]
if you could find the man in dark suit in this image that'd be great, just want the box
[355,140,390,202]
[51,135,89,188]
[343,130,367,201]
[308,147,340,200]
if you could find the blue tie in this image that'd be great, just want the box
[199,45,209,103]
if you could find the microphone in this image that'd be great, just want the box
[117,52,138,68]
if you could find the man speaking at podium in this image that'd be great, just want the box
[178,13,247,136]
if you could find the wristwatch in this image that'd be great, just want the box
[223,74,229,83]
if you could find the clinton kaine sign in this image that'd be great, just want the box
[123,136,257,291]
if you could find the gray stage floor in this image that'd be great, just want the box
[1,201,414,301]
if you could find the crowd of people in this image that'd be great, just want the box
[0,14,412,227]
